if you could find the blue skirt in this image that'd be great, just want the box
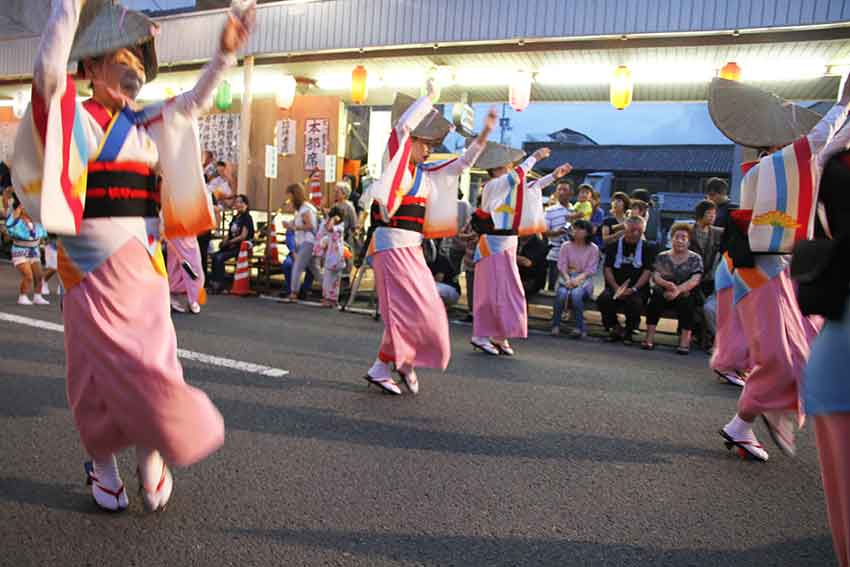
[805,299,850,416]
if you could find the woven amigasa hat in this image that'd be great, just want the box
[708,77,822,149]
[474,141,526,170]
[391,93,454,144]
[71,0,160,83]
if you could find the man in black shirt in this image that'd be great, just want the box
[705,177,735,229]
[517,234,549,299]
[597,215,657,344]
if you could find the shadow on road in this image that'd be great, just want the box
[223,527,836,567]
[0,476,101,515]
[216,400,724,465]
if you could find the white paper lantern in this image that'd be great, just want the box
[12,91,29,119]
[509,71,532,112]
[276,75,297,110]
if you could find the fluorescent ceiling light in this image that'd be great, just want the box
[454,68,511,87]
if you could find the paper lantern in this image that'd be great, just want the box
[215,80,232,111]
[610,65,633,110]
[509,71,533,112]
[276,74,297,110]
[351,65,368,104]
[12,91,29,119]
[719,61,742,82]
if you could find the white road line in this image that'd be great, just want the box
[0,312,289,378]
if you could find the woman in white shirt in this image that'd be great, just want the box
[283,183,321,303]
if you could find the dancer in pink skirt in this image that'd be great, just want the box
[707,76,850,461]
[469,143,571,356]
[167,237,206,314]
[360,81,496,395]
[709,253,750,387]
[12,0,253,511]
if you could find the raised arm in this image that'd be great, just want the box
[173,8,253,117]
[436,107,499,177]
[32,0,82,103]
[529,162,572,194]
[809,79,850,159]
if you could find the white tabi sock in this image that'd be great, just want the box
[724,414,754,440]
[93,454,123,491]
[368,359,392,380]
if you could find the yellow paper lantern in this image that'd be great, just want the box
[509,70,533,112]
[351,65,368,104]
[276,74,297,110]
[610,65,633,110]
[719,61,742,81]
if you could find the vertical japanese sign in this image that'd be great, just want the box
[304,119,328,171]
[276,119,296,155]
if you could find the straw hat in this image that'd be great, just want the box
[473,141,526,170]
[708,77,822,149]
[391,93,454,144]
[71,1,160,82]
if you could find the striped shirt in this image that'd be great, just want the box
[545,203,572,261]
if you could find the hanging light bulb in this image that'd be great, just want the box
[351,65,368,104]
[215,80,232,111]
[12,91,29,119]
[719,61,742,81]
[509,70,533,112]
[610,65,633,110]
[276,74,297,110]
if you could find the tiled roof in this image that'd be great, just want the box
[524,143,735,175]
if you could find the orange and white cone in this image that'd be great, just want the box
[266,227,280,267]
[229,241,252,296]
[308,169,323,208]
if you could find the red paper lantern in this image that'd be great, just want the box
[351,65,368,104]
[719,61,742,81]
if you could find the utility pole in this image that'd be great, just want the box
[498,103,512,146]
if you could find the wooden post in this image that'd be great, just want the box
[237,55,254,197]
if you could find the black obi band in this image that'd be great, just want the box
[83,161,160,219]
[470,209,516,236]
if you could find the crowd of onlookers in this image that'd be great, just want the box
[2,147,733,353]
[199,161,734,354]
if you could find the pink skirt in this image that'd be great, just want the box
[710,286,750,373]
[736,271,812,422]
[166,236,204,304]
[63,239,224,465]
[373,246,451,370]
[472,247,528,339]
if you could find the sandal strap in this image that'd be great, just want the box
[89,475,125,498]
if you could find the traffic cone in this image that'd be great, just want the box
[308,169,323,208]
[229,241,252,296]
[266,227,280,266]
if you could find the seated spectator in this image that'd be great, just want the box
[517,234,549,298]
[597,215,657,344]
[209,194,254,293]
[689,200,724,344]
[631,188,660,243]
[425,239,461,308]
[551,220,599,338]
[643,223,704,354]
[544,181,574,292]
[601,191,631,247]
[589,189,605,247]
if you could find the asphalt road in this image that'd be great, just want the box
[0,264,836,567]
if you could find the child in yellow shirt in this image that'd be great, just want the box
[571,184,594,221]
